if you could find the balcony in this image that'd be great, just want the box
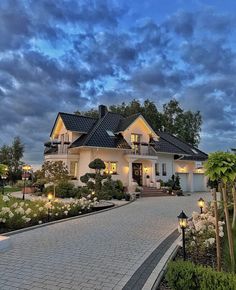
[125,143,158,156]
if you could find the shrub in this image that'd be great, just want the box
[166,260,236,290]
[55,181,75,198]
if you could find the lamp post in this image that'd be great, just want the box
[47,193,53,222]
[1,165,8,195]
[177,210,188,261]
[198,198,205,214]
[22,164,31,200]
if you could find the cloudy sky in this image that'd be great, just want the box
[0,0,236,167]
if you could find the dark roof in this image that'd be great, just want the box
[156,132,208,161]
[70,112,131,149]
[50,112,97,136]
[116,113,141,132]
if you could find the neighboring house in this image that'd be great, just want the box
[44,105,208,192]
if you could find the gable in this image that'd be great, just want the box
[122,115,159,143]
[51,116,66,139]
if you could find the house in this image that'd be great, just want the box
[44,105,208,192]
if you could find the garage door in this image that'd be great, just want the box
[178,173,189,192]
[193,174,206,192]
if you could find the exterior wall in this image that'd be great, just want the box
[122,117,156,145]
[90,148,129,186]
[155,154,175,182]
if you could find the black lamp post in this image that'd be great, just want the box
[198,198,205,214]
[1,166,8,195]
[47,193,53,222]
[177,210,188,261]
[22,165,31,200]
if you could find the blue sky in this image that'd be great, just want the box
[0,0,236,166]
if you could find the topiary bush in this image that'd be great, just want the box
[166,260,236,290]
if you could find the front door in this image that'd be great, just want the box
[132,163,142,185]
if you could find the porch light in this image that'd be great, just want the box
[198,198,205,214]
[47,193,53,222]
[144,167,148,174]
[177,210,188,260]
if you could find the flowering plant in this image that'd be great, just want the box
[0,194,98,232]
[181,202,225,259]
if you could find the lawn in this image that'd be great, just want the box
[2,187,21,193]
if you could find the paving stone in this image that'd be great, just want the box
[0,193,210,290]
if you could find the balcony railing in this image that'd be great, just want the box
[126,144,158,156]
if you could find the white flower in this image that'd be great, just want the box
[64,210,68,215]
[25,208,32,215]
[15,207,25,215]
[11,202,18,208]
[2,196,10,202]
[219,231,224,238]
[38,220,42,224]
[39,207,44,212]
[9,211,14,218]
[20,202,24,207]
[33,213,37,217]
[1,207,11,214]
[55,213,58,216]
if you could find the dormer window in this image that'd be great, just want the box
[106,130,115,137]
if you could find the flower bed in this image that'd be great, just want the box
[0,194,98,233]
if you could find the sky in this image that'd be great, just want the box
[0,0,236,168]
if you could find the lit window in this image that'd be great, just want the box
[131,134,141,154]
[162,163,167,176]
[70,161,78,178]
[104,161,118,174]
[155,163,160,176]
[104,162,109,174]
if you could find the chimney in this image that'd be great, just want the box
[98,105,107,118]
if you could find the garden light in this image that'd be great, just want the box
[22,164,32,200]
[177,210,188,260]
[48,193,53,201]
[198,198,205,214]
[1,166,8,195]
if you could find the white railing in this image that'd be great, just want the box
[126,145,158,156]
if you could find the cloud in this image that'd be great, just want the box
[0,1,236,165]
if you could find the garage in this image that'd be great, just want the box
[193,173,207,192]
[178,173,189,192]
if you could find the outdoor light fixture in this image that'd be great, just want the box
[198,198,205,214]
[144,167,148,174]
[22,164,32,200]
[1,166,8,195]
[47,193,53,221]
[177,210,188,260]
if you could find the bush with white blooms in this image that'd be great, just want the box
[0,194,98,232]
[182,202,225,255]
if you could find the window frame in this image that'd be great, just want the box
[162,163,167,176]
[104,161,118,175]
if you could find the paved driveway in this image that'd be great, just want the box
[0,193,210,290]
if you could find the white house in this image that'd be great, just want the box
[44,105,208,192]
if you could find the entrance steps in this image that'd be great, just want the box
[140,186,170,197]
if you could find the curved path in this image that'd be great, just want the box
[0,193,210,290]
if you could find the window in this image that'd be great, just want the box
[131,134,141,154]
[162,163,167,176]
[104,161,117,174]
[70,161,78,178]
[106,130,115,137]
[155,163,160,176]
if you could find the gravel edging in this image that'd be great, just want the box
[2,200,134,237]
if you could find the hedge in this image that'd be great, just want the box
[166,260,236,290]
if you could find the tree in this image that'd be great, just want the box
[40,161,69,197]
[80,158,107,198]
[0,137,24,183]
[75,98,202,147]
[205,152,236,272]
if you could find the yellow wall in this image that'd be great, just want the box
[123,117,156,145]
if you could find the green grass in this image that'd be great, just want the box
[1,187,21,193]
[222,214,236,273]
